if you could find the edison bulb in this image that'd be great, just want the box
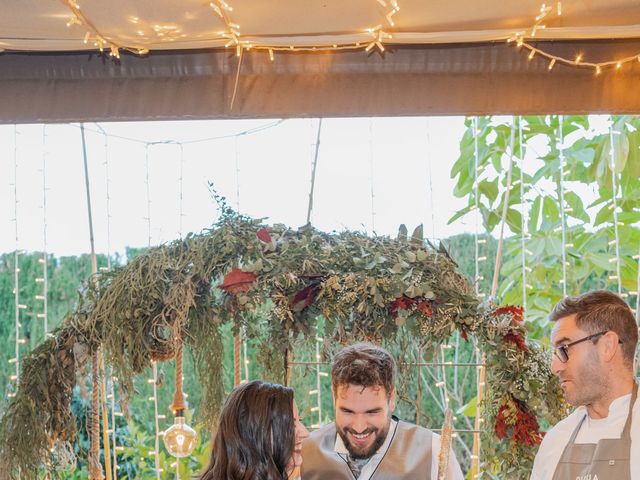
[163,416,197,457]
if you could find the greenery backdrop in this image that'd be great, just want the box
[0,114,638,479]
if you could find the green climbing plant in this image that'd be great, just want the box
[450,114,640,341]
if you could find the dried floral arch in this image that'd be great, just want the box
[0,211,566,479]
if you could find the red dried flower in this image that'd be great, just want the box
[494,403,509,439]
[389,295,433,318]
[256,228,272,243]
[504,330,527,352]
[290,283,321,313]
[389,295,415,317]
[416,300,433,317]
[218,268,257,293]
[494,305,524,324]
[514,403,543,446]
[493,396,543,447]
[460,328,469,342]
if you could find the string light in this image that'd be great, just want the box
[518,116,529,319]
[511,2,640,74]
[608,123,623,295]
[557,115,567,296]
[143,145,162,479]
[312,330,323,429]
[12,125,22,392]
[39,126,50,340]
[60,0,149,57]
[96,125,120,479]
[470,117,484,477]
[60,0,400,60]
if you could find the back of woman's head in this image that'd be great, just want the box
[199,380,295,480]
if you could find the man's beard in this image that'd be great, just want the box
[563,348,608,407]
[336,423,390,460]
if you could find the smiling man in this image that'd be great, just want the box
[531,290,640,480]
[301,343,463,480]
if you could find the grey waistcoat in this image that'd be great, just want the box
[301,420,433,480]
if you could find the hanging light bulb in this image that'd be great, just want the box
[163,413,197,458]
[163,340,196,457]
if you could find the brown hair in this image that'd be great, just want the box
[550,290,638,366]
[331,343,396,397]
[199,380,294,480]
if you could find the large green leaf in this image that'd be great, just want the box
[448,203,475,225]
[506,208,522,234]
[542,196,560,223]
[545,236,562,257]
[587,252,615,271]
[529,196,542,232]
[563,191,590,223]
[479,178,499,204]
[594,202,613,227]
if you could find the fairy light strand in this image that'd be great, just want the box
[369,118,376,232]
[144,145,162,479]
[41,125,49,338]
[98,125,119,478]
[425,117,436,242]
[178,143,184,240]
[60,0,149,57]
[310,328,324,429]
[11,125,22,399]
[510,2,640,75]
[62,0,399,60]
[608,123,623,295]
[558,115,568,296]
[209,0,396,56]
[472,117,485,298]
[59,0,639,71]
[470,117,484,478]
[518,116,529,318]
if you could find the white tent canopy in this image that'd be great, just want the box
[1,0,639,121]
[3,0,639,51]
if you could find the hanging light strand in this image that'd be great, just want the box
[608,123,623,295]
[472,117,486,298]
[178,143,184,240]
[60,0,149,56]
[40,126,50,338]
[10,126,22,399]
[61,0,398,60]
[309,328,325,429]
[470,116,484,478]
[369,118,376,232]
[518,117,530,317]
[558,115,568,296]
[425,118,436,242]
[97,125,119,478]
[510,2,640,75]
[143,144,162,478]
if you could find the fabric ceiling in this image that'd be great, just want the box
[0,1,638,121]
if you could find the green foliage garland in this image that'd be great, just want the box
[0,206,565,479]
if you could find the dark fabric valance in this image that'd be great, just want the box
[1,39,639,123]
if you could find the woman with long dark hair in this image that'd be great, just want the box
[199,380,309,480]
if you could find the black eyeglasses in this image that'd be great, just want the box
[553,330,621,363]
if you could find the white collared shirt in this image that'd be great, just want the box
[334,419,464,480]
[531,393,640,479]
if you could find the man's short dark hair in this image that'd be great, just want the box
[331,343,396,397]
[550,290,638,366]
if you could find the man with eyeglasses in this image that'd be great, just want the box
[531,290,639,480]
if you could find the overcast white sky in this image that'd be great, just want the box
[0,117,472,257]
